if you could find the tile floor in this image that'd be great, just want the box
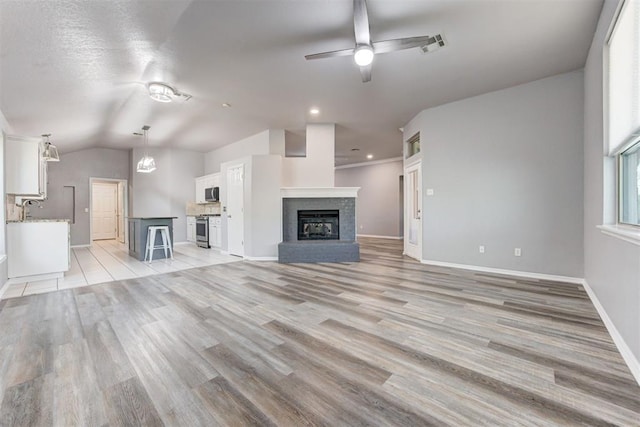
[1,239,241,299]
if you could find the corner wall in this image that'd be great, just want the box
[403,70,585,278]
[583,0,640,375]
[335,159,403,238]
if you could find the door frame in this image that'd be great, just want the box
[89,177,129,245]
[404,160,422,260]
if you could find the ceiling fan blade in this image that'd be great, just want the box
[353,0,371,46]
[305,47,355,60]
[360,64,372,83]
[372,35,440,54]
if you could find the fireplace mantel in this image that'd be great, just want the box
[281,187,360,199]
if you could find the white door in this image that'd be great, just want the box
[92,182,117,240]
[227,165,244,256]
[117,181,125,243]
[404,162,422,260]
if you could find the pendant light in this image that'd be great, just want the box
[136,125,156,173]
[41,134,60,162]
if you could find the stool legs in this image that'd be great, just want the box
[144,226,173,262]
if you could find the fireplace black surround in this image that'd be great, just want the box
[298,210,339,240]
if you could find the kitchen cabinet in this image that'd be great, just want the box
[209,216,221,248]
[6,135,47,197]
[7,220,69,278]
[195,173,220,203]
[186,216,196,242]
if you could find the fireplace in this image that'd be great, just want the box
[298,210,339,240]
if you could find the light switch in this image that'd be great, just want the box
[426,189,434,196]
[84,208,89,213]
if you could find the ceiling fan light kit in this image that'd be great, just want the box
[305,0,446,83]
[147,82,192,103]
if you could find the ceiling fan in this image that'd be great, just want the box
[305,0,446,82]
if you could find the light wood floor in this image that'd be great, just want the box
[0,237,638,426]
[2,240,240,299]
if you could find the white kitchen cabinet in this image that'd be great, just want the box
[6,135,47,197]
[195,173,221,203]
[7,221,70,278]
[186,216,197,242]
[209,216,221,248]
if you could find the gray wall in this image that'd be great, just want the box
[204,130,271,174]
[403,70,584,277]
[32,148,130,246]
[584,0,640,367]
[131,147,204,243]
[335,159,403,238]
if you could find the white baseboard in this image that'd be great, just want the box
[357,234,403,240]
[0,255,9,300]
[420,259,584,285]
[582,280,640,386]
[173,241,190,246]
[71,244,91,248]
[244,256,278,261]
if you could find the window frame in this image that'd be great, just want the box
[618,139,640,227]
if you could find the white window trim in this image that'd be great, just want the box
[598,224,640,246]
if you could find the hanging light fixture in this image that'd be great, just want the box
[136,125,156,173]
[41,134,60,162]
[147,82,175,103]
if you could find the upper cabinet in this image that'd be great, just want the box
[5,135,47,198]
[194,173,220,203]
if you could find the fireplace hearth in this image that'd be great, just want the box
[298,210,339,240]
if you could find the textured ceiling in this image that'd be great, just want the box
[0,0,603,165]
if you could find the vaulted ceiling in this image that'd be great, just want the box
[0,0,603,165]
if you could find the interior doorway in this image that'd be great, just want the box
[226,164,245,256]
[404,161,422,260]
[90,178,127,243]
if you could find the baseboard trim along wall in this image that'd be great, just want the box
[71,244,91,249]
[0,255,9,299]
[357,234,403,240]
[420,259,584,284]
[582,280,640,386]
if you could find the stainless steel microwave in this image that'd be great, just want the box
[205,187,219,202]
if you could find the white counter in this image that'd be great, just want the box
[7,220,70,279]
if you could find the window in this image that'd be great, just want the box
[406,132,420,158]
[620,141,640,225]
[608,0,640,226]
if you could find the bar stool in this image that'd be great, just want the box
[144,225,173,262]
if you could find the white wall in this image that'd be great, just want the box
[204,130,271,174]
[583,0,640,375]
[403,70,584,278]
[335,159,403,238]
[219,155,282,259]
[282,124,335,187]
[131,147,204,242]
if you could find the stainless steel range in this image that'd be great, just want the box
[195,216,209,248]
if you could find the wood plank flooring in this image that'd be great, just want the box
[0,237,638,426]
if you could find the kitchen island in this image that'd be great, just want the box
[128,217,177,261]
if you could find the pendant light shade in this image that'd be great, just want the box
[136,125,156,173]
[41,134,60,162]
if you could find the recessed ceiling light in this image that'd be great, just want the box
[222,103,231,108]
[367,154,373,159]
[310,108,320,115]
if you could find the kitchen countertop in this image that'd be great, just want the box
[7,219,70,223]
[127,217,178,220]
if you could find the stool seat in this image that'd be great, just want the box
[144,225,173,262]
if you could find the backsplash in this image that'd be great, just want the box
[186,202,221,216]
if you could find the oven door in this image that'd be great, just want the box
[195,218,209,248]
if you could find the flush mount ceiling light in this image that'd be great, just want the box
[147,82,192,103]
[41,133,60,162]
[310,108,320,115]
[136,125,156,173]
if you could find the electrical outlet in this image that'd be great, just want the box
[426,188,434,196]
[514,248,522,257]
[479,245,485,253]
